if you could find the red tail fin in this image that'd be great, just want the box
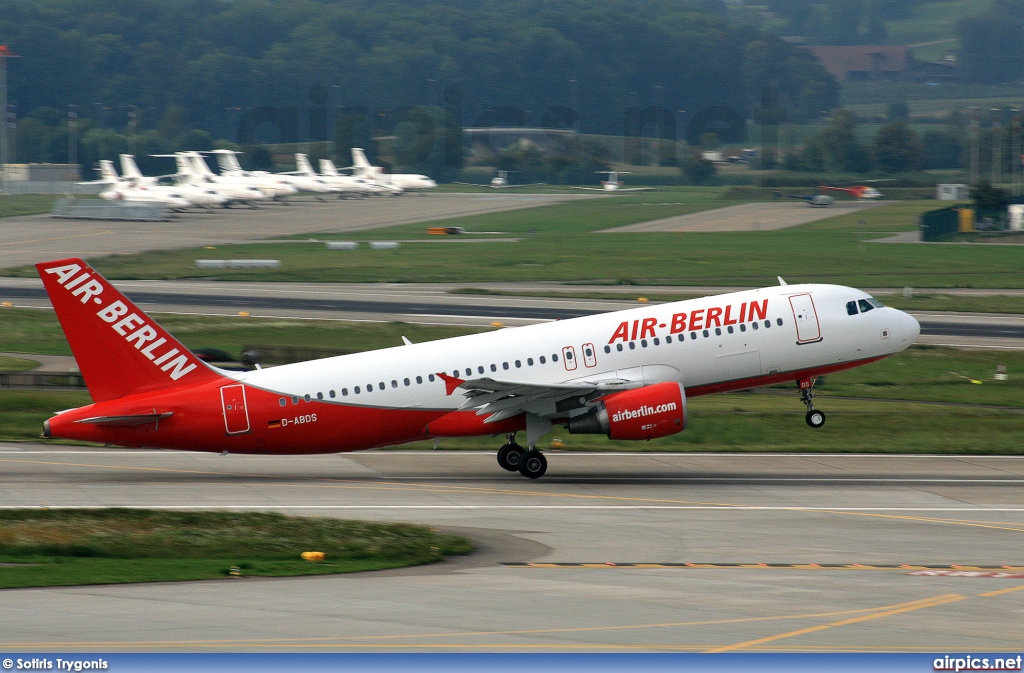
[36,258,220,402]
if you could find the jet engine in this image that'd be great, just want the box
[567,381,686,441]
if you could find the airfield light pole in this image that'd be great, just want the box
[0,45,21,195]
[970,107,980,186]
[992,108,1001,186]
[128,105,137,157]
[68,105,78,167]
[1012,109,1021,196]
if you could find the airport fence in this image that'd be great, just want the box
[51,198,171,221]
[0,372,87,390]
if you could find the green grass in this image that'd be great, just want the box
[0,390,93,441]
[0,194,62,219]
[0,509,472,588]
[0,356,37,373]
[17,198,1020,288]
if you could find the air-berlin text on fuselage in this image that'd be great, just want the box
[608,299,769,344]
[43,263,197,381]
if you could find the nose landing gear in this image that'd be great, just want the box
[798,377,826,428]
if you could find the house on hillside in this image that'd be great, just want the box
[803,45,958,82]
[804,46,913,81]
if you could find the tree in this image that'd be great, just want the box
[873,121,924,173]
[970,180,1009,211]
[681,150,717,185]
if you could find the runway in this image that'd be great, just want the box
[600,201,888,233]
[1,446,1023,652]
[2,277,1022,346]
[0,192,594,270]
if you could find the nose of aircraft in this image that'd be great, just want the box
[899,310,921,344]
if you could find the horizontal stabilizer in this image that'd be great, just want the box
[76,412,173,426]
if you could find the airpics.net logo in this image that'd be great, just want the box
[611,402,677,423]
[934,655,1023,671]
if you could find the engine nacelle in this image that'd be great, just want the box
[567,381,686,441]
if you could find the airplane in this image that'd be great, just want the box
[319,158,403,196]
[291,154,396,197]
[572,171,654,192]
[349,147,437,192]
[205,150,300,201]
[774,190,835,207]
[119,155,228,208]
[81,161,192,210]
[454,170,543,189]
[155,152,273,207]
[37,258,920,479]
[819,182,886,200]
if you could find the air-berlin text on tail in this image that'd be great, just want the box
[608,299,769,344]
[43,263,198,381]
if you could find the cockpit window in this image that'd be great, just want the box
[846,301,858,316]
[866,297,884,309]
[858,299,876,313]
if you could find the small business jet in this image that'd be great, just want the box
[37,258,919,479]
[119,155,228,208]
[319,158,403,196]
[349,147,437,192]
[154,152,272,207]
[198,151,301,201]
[82,161,192,210]
[573,171,654,192]
[454,170,543,189]
[291,154,397,197]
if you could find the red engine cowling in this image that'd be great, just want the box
[567,381,686,441]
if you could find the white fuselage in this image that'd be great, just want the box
[230,284,919,411]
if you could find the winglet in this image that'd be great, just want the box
[436,372,465,396]
[778,276,788,286]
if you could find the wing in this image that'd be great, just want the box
[439,373,642,423]
[616,187,655,192]
[570,186,605,191]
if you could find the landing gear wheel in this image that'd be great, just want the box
[806,409,826,428]
[518,450,547,479]
[497,443,524,471]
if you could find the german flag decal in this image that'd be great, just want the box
[268,420,282,429]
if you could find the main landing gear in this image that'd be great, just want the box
[798,377,826,428]
[497,432,548,479]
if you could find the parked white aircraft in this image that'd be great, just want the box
[573,171,654,192]
[454,170,542,189]
[350,147,437,191]
[156,152,271,206]
[316,158,397,196]
[83,161,192,210]
[119,155,228,208]
[205,150,300,200]
[290,154,395,197]
[37,258,920,480]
